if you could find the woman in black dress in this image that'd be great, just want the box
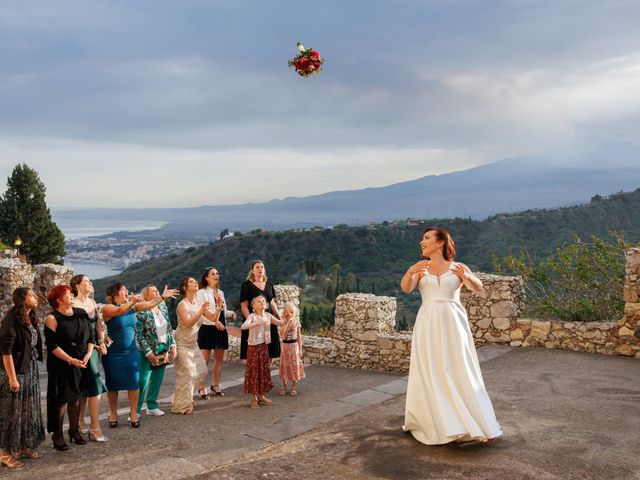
[0,288,45,469]
[239,260,281,360]
[44,284,93,451]
[196,267,236,397]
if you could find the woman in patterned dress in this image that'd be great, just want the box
[135,284,177,417]
[0,288,45,469]
[171,277,218,414]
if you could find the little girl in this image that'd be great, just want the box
[278,302,305,396]
[241,295,283,408]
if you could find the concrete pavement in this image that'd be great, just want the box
[7,346,640,480]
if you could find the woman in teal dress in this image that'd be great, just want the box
[102,282,177,428]
[70,274,108,442]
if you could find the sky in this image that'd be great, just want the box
[1,0,640,208]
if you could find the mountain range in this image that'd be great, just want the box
[54,141,640,237]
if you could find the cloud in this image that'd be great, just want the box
[1,1,640,207]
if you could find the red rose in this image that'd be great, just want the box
[311,50,320,59]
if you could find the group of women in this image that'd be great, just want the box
[0,259,306,469]
[0,226,504,470]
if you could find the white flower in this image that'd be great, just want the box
[297,43,305,52]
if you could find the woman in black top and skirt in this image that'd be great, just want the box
[44,284,93,451]
[239,260,281,360]
[0,288,45,469]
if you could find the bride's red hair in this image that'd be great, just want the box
[423,227,456,261]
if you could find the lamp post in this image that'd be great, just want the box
[13,237,22,260]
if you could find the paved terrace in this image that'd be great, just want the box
[6,346,640,480]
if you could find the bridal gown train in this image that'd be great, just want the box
[403,265,502,445]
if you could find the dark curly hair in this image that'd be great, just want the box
[11,287,38,327]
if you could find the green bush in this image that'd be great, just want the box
[494,232,636,322]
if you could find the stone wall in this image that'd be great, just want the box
[3,251,639,375]
[333,293,397,369]
[0,259,35,320]
[0,258,72,321]
[461,273,525,345]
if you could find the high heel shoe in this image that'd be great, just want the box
[78,421,89,434]
[89,428,107,442]
[52,433,69,451]
[127,416,140,428]
[108,416,118,428]
[68,430,87,445]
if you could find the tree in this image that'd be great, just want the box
[219,228,229,240]
[0,164,65,264]
[494,232,635,322]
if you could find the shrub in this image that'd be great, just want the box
[494,232,635,322]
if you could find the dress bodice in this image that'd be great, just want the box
[418,268,462,303]
[175,299,202,346]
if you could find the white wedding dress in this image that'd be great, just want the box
[403,265,502,445]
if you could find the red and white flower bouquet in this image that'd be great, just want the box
[288,42,325,77]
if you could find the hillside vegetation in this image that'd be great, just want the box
[94,188,640,329]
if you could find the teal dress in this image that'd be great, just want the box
[102,307,140,391]
[81,312,107,397]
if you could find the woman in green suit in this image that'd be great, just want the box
[134,284,177,417]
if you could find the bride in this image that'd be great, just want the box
[400,227,502,445]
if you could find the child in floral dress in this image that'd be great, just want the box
[241,296,283,408]
[278,303,305,396]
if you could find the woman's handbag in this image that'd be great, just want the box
[150,351,172,369]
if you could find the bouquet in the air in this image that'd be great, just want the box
[288,42,325,77]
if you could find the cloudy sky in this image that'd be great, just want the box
[1,0,639,207]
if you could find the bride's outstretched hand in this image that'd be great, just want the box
[452,263,467,283]
[408,260,431,277]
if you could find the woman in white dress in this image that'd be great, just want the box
[171,277,213,415]
[400,227,502,445]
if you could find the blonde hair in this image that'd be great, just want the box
[140,284,157,299]
[246,260,268,282]
[250,295,267,308]
[282,302,297,315]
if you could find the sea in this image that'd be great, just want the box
[56,217,167,279]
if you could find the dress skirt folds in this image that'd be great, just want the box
[0,324,45,453]
[172,299,207,414]
[403,269,502,445]
[101,309,140,391]
[243,343,272,395]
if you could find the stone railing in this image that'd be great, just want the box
[0,258,72,321]
[3,251,639,375]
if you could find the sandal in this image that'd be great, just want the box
[278,387,286,396]
[198,387,210,400]
[0,453,24,469]
[19,449,43,459]
[257,396,273,405]
[289,388,298,396]
[249,399,259,409]
[483,438,496,445]
[210,385,224,397]
[108,414,118,428]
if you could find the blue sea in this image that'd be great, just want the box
[55,216,167,279]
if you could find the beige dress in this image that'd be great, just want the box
[171,298,207,414]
